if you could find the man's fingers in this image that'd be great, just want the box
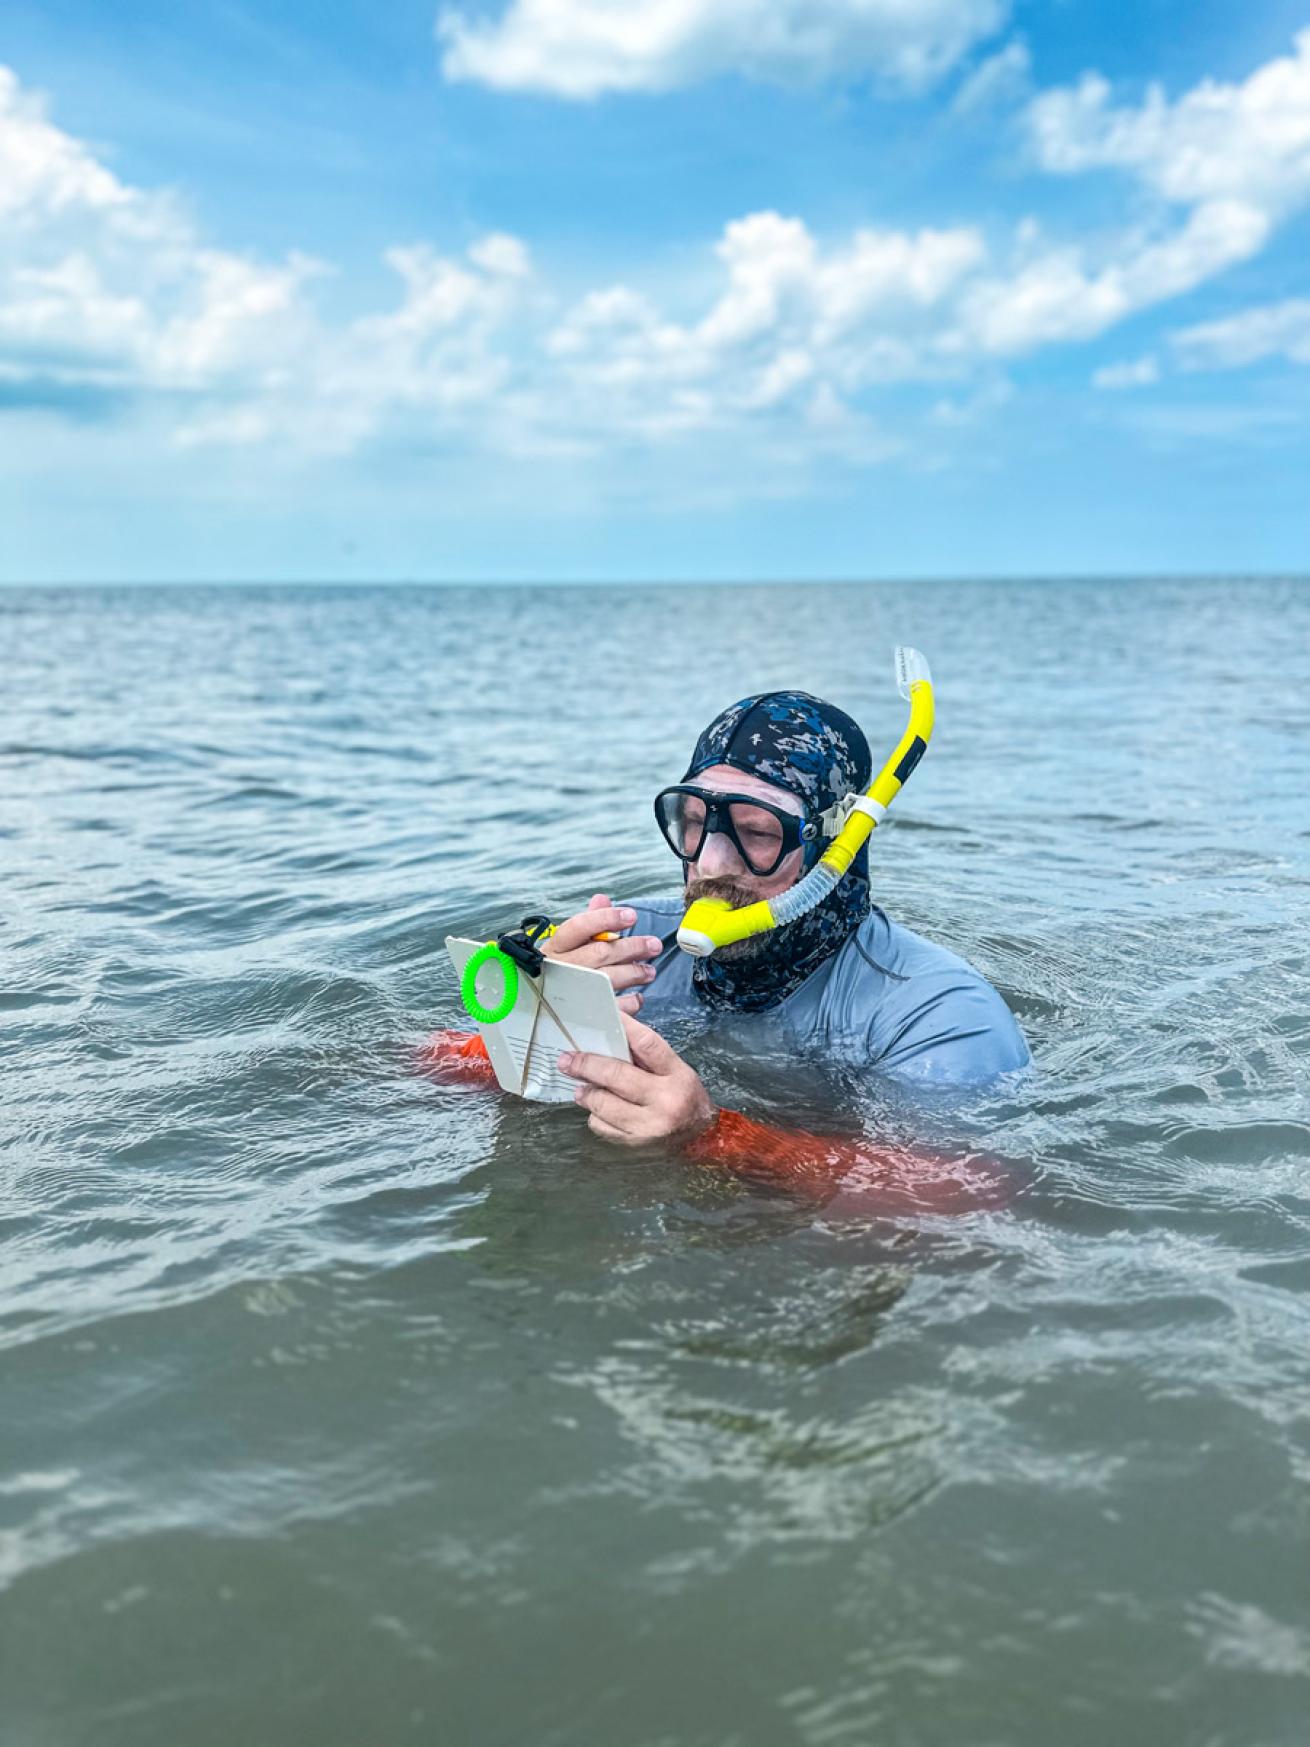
[582,964,652,1002]
[559,1049,650,1103]
[621,1012,681,1074]
[573,934,662,971]
[579,1091,656,1147]
[617,992,644,1016]
[548,906,637,954]
[573,1084,639,1129]
[587,893,611,911]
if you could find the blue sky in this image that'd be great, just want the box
[2,0,1308,581]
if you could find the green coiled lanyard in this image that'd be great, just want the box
[460,941,520,1025]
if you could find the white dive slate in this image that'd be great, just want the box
[445,937,632,1103]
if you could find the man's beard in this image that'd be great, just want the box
[683,874,770,961]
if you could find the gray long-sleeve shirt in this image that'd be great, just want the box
[625,893,1030,1089]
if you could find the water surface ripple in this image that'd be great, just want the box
[2,579,1309,1745]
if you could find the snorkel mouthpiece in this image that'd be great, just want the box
[676,648,935,957]
[676,896,775,958]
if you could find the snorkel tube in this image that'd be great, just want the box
[676,648,935,957]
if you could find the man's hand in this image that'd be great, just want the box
[560,1013,716,1148]
[543,892,664,1017]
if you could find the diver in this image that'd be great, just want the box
[430,686,1028,1193]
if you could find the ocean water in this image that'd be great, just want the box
[2,577,1309,1746]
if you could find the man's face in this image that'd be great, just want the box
[680,763,806,957]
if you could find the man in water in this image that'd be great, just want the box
[542,691,1029,1156]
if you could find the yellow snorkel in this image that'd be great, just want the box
[676,648,935,957]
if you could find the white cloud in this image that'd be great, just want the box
[0,66,135,221]
[4,38,1310,478]
[1171,299,1310,369]
[153,250,328,383]
[0,254,151,361]
[956,198,1269,355]
[1027,28,1310,214]
[952,38,1030,114]
[538,211,987,453]
[170,240,537,453]
[703,211,985,349]
[954,36,1310,358]
[1093,354,1160,389]
[437,0,1007,99]
[0,64,540,455]
[0,65,328,406]
[467,232,533,278]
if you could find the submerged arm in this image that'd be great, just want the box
[425,1025,1006,1214]
[679,1105,1007,1213]
[421,1027,498,1084]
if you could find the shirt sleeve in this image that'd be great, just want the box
[681,1107,1010,1212]
[420,1028,498,1085]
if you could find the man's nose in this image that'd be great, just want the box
[696,829,744,877]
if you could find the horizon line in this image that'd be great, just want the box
[3,571,1308,591]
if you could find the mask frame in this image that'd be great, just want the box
[653,784,818,877]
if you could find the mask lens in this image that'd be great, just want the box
[727,801,786,873]
[656,790,707,860]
